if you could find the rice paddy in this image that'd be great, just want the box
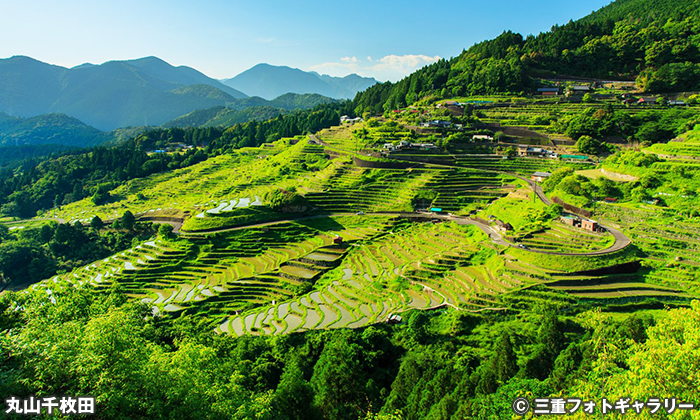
[21,116,700,338]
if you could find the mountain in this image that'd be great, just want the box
[0,112,110,165]
[0,56,247,130]
[162,106,284,128]
[162,93,337,128]
[353,0,700,113]
[268,93,338,110]
[221,63,377,100]
[0,112,108,147]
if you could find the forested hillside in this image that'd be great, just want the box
[0,105,344,218]
[353,0,700,114]
[0,112,108,148]
[2,1,700,419]
[1,280,697,419]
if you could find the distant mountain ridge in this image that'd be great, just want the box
[0,56,247,130]
[221,63,378,100]
[0,112,108,147]
[162,94,338,128]
[0,90,336,156]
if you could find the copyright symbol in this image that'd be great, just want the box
[512,397,530,416]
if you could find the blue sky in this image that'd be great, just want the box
[1,0,612,81]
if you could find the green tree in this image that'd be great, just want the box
[157,223,174,238]
[90,216,104,230]
[575,135,601,154]
[274,360,321,420]
[311,332,366,420]
[121,210,135,231]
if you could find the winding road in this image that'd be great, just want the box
[5,136,631,258]
[160,208,630,257]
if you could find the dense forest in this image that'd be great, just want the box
[0,216,156,287]
[1,282,696,420]
[0,105,346,218]
[352,0,700,114]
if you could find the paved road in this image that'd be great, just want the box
[9,139,630,257]
[171,210,630,257]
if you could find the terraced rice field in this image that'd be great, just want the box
[304,165,514,214]
[304,166,430,213]
[218,221,533,336]
[425,170,513,213]
[453,155,592,175]
[645,136,700,158]
[596,203,700,296]
[50,137,337,224]
[39,216,394,323]
[518,221,614,253]
[544,273,690,299]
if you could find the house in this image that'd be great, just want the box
[387,314,403,324]
[531,171,551,182]
[669,100,687,106]
[441,101,462,109]
[519,147,547,157]
[581,219,599,232]
[383,143,395,150]
[637,97,657,105]
[421,120,451,128]
[398,140,411,148]
[538,87,561,96]
[333,236,343,244]
[494,219,513,233]
[604,197,618,203]
[411,143,438,150]
[340,115,363,124]
[560,215,580,227]
[473,135,494,141]
[567,85,592,96]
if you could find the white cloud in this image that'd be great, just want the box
[255,37,276,44]
[374,54,441,73]
[308,53,441,82]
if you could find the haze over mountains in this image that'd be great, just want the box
[0,56,375,133]
[0,56,250,130]
[221,63,378,100]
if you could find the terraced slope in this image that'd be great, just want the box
[44,216,393,323]
[304,166,514,214]
[518,221,614,253]
[217,221,532,336]
[47,137,336,224]
[596,203,700,296]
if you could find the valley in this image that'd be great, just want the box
[2,0,700,418]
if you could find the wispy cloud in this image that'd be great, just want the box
[255,37,277,44]
[309,54,441,82]
[254,37,300,47]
